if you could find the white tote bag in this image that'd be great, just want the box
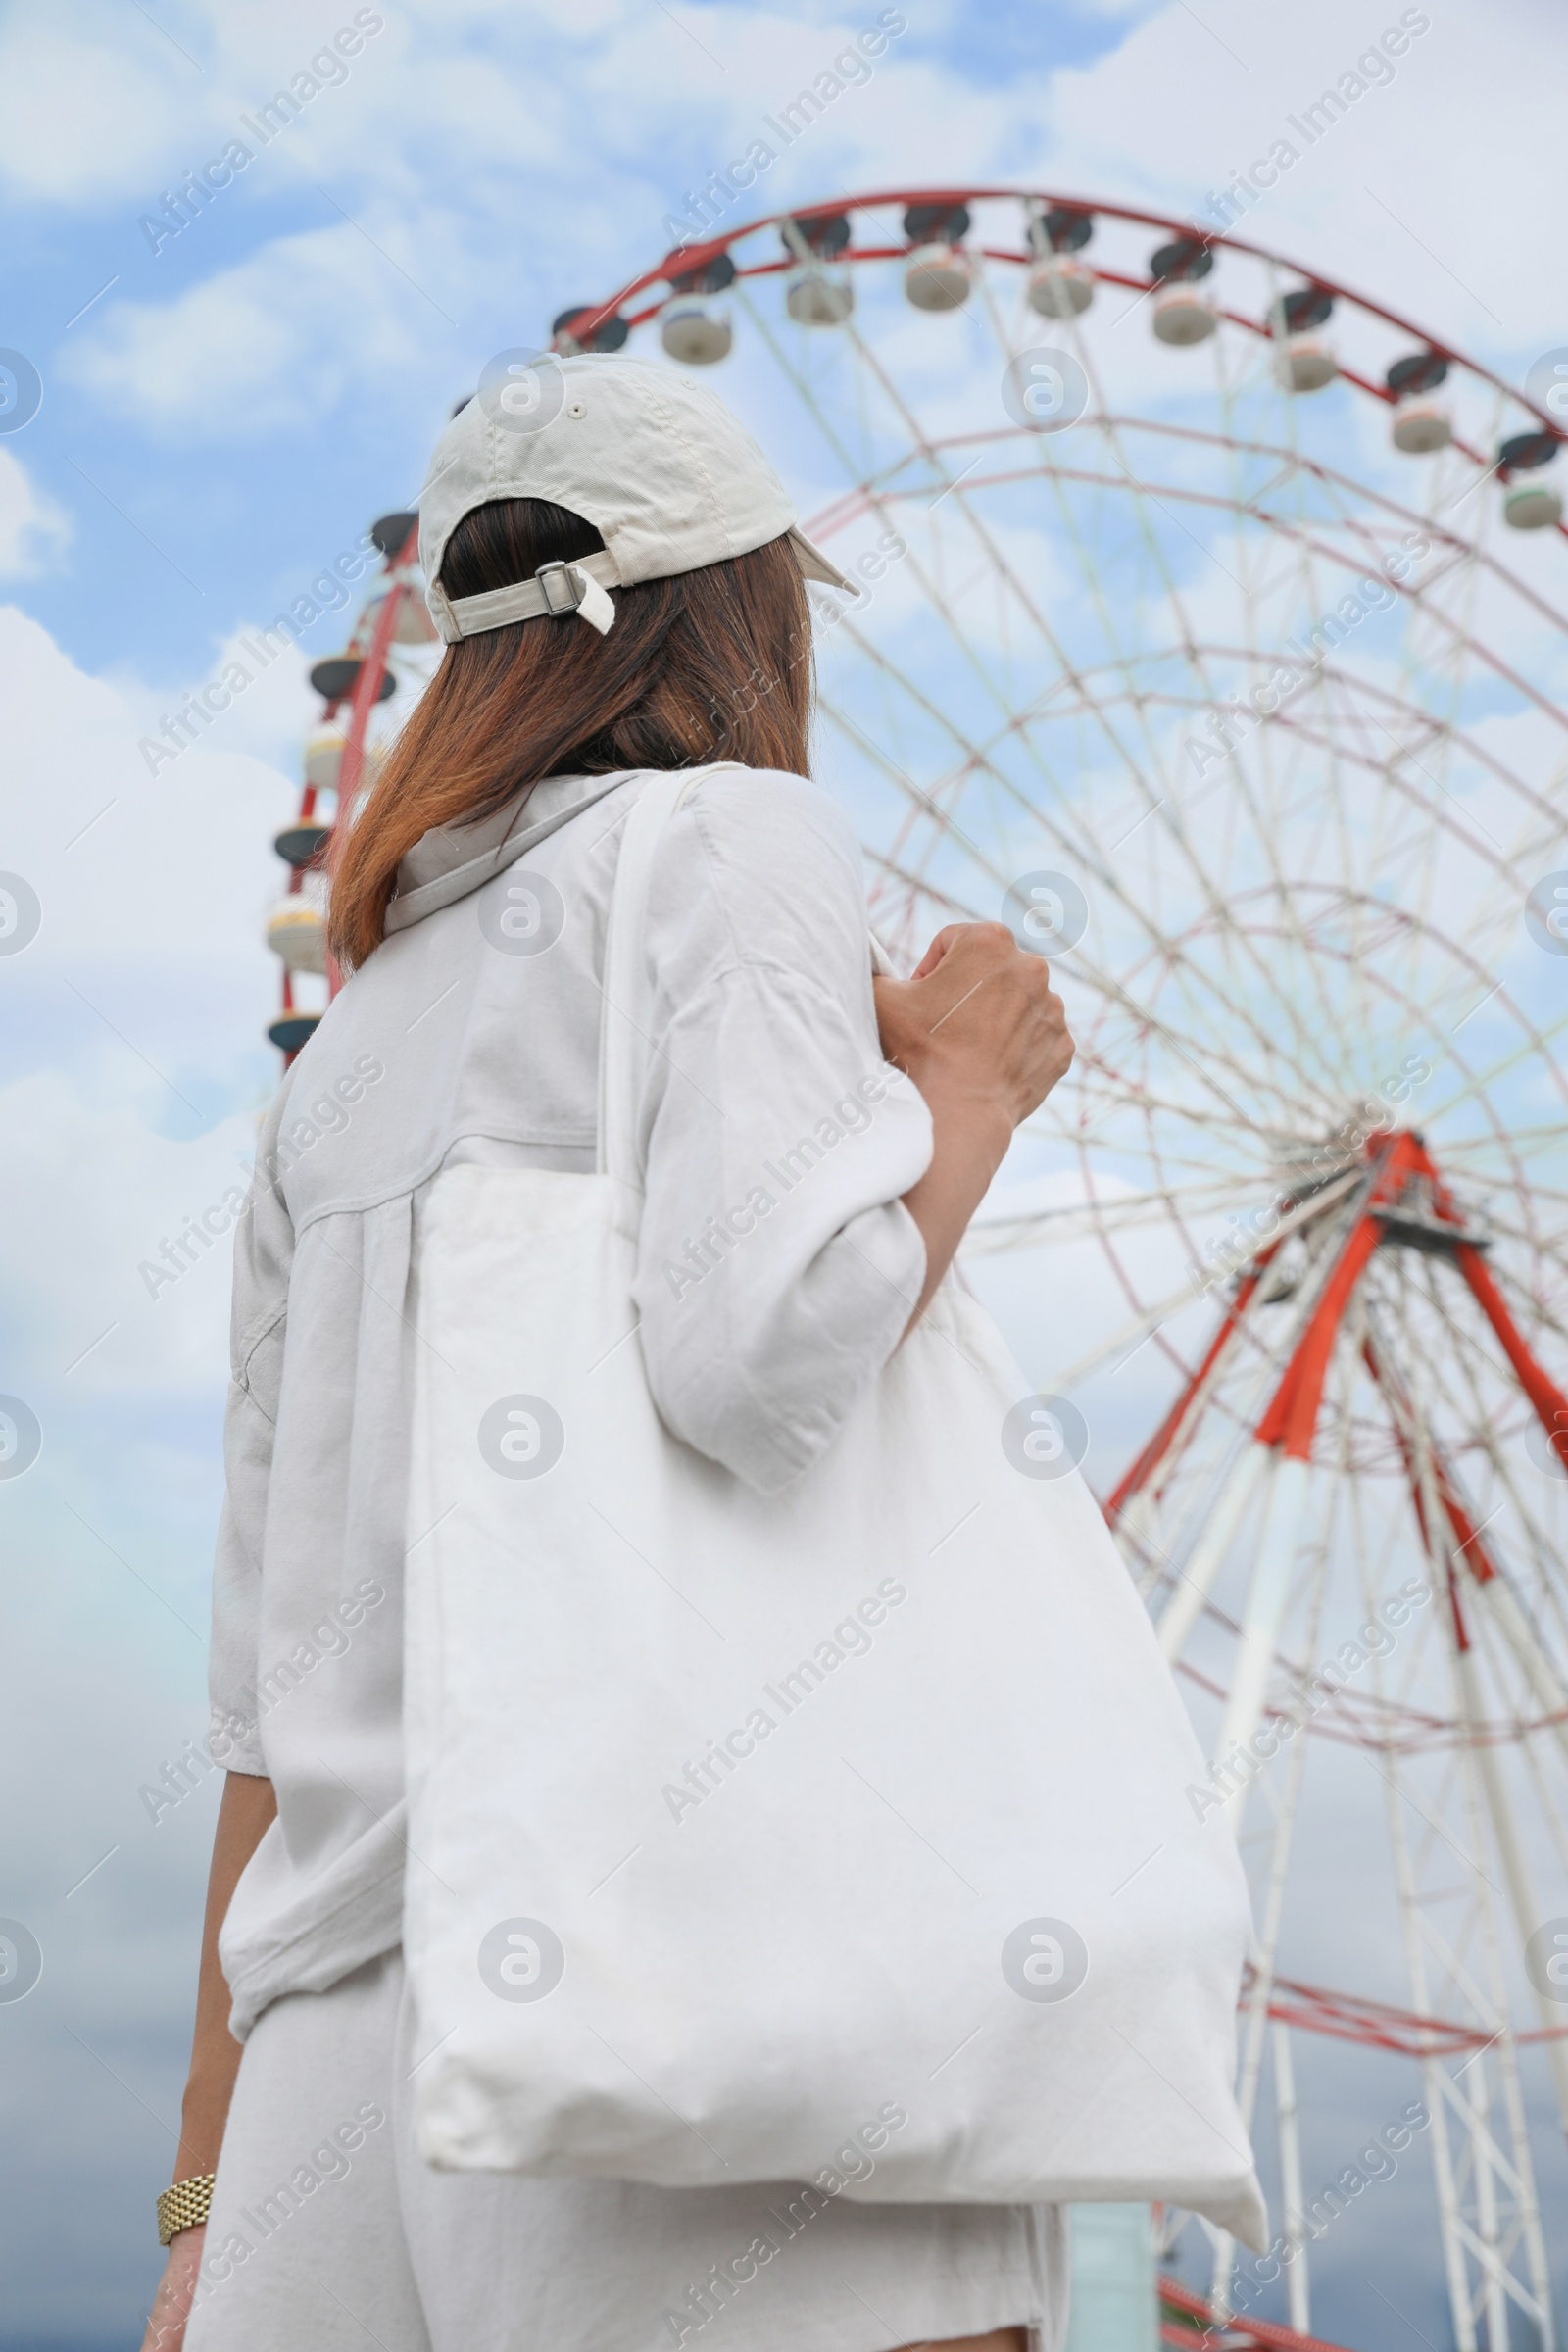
[404,770,1266,2243]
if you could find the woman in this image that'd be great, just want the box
[146,355,1073,2352]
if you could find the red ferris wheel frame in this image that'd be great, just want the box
[552,183,1566,469]
[271,181,1566,1059]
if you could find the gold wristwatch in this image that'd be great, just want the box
[156,2173,216,2246]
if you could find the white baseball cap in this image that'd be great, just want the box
[418,352,853,644]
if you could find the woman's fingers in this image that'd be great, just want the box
[875,924,1073,1126]
[908,924,964,982]
[140,2228,205,2351]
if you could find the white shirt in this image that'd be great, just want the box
[211,765,935,2035]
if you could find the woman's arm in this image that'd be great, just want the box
[633,771,946,1494]
[140,1769,277,2352]
[873,922,1074,1331]
[175,1768,277,2175]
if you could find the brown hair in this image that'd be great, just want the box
[328,496,814,970]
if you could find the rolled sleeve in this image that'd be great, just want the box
[632,768,933,1493]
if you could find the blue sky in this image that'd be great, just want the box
[4,0,1150,687]
[1,0,1566,2345]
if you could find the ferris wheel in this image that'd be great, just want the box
[261,511,439,1052]
[262,185,1568,2352]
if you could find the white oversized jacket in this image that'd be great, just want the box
[211,765,937,2038]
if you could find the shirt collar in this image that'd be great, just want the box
[383,771,631,933]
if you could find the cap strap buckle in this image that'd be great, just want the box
[536,560,587,616]
[537,560,617,636]
[427,551,618,641]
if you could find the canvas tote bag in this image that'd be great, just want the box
[404,768,1266,2243]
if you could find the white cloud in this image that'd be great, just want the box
[56,218,449,440]
[0,598,366,1433]
[0,603,300,950]
[0,9,193,203]
[1033,0,1565,377]
[0,0,407,206]
[0,449,70,576]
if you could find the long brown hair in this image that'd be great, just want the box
[329,496,814,969]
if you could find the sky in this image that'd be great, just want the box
[1,1,1567,2346]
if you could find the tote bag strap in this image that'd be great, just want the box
[597,768,708,1188]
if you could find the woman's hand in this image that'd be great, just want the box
[140,2225,205,2351]
[874,924,1074,1334]
[875,922,1073,1137]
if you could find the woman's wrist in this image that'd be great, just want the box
[176,2071,235,2182]
[157,2178,215,2246]
[908,1062,1016,1171]
[172,1771,274,2196]
[894,1069,1017,1337]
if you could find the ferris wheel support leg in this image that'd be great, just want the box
[1271,2022,1310,2335]
[1382,1763,1482,2352]
[1453,1243,1568,1473]
[1215,1451,1309,1827]
[1107,1265,1268,1529]
[1156,1440,1272,1663]
[1366,1315,1568,1780]
[1118,1488,1167,1598]
[1465,2045,1511,2352]
[1454,1643,1568,2138]
[1379,1352,1557,2352]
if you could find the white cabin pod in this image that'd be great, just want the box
[1386,355,1452,454]
[786,267,854,325]
[1152,284,1216,345]
[1498,431,1563,529]
[660,296,732,366]
[780,213,853,322]
[904,242,972,312]
[304,725,346,789]
[303,726,384,794]
[1504,477,1563,529]
[1027,256,1094,319]
[363,588,437,644]
[1392,396,1452,453]
[266,892,327,976]
[1148,237,1215,347]
[1278,332,1338,393]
